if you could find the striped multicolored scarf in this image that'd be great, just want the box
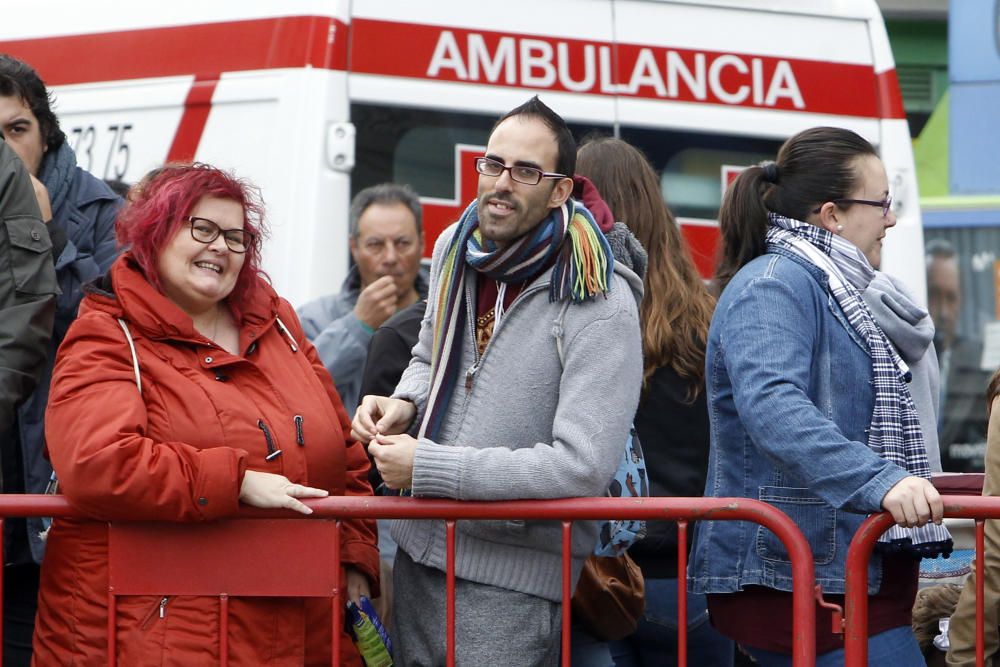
[419,198,613,440]
[766,213,952,558]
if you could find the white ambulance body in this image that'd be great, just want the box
[0,0,923,306]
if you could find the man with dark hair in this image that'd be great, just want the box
[298,182,428,415]
[0,53,121,666]
[352,96,643,665]
[926,238,991,471]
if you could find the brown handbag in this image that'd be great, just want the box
[570,552,645,641]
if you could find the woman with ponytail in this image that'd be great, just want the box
[688,127,951,665]
[576,136,731,666]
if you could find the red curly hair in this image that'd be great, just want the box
[115,163,268,320]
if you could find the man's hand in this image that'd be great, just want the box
[368,433,418,490]
[29,174,51,222]
[238,470,329,515]
[353,395,416,442]
[881,475,943,528]
[354,275,399,330]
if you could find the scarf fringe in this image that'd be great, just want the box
[876,524,954,559]
[550,206,613,303]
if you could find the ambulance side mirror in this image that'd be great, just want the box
[326,122,356,173]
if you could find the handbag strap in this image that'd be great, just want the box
[117,317,142,394]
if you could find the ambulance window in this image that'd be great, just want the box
[617,127,783,220]
[351,104,494,200]
[395,126,491,198]
[922,225,1000,472]
[352,104,613,201]
[659,148,776,218]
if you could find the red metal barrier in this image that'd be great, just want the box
[843,496,1000,666]
[0,494,818,666]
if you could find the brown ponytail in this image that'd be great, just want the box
[714,166,773,295]
[713,127,878,295]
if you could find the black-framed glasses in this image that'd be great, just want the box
[475,157,567,186]
[813,196,893,218]
[184,216,253,253]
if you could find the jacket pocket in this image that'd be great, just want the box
[756,486,837,566]
[4,216,55,295]
[116,595,169,666]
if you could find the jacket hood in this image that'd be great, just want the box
[862,271,935,364]
[82,253,282,345]
[605,222,648,282]
[613,257,644,309]
[571,175,616,232]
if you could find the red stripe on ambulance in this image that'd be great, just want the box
[351,19,902,119]
[167,75,219,163]
[875,69,906,120]
[0,16,348,86]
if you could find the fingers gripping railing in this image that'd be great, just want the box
[842,496,1000,667]
[0,495,817,667]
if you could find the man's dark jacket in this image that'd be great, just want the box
[3,142,121,564]
[0,141,56,436]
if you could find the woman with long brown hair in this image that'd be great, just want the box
[576,136,731,666]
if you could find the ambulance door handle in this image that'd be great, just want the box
[891,171,906,217]
[325,122,356,173]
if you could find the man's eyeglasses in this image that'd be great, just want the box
[184,216,253,254]
[813,196,893,218]
[475,157,567,186]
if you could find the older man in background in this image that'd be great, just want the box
[298,183,428,416]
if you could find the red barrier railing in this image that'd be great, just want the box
[843,496,1000,666]
[0,494,818,666]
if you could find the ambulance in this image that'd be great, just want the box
[0,0,923,306]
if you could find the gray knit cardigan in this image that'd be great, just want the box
[391,222,644,602]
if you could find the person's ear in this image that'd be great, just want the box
[548,177,574,208]
[815,201,842,235]
[349,236,360,262]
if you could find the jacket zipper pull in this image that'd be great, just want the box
[465,365,477,391]
[294,415,304,446]
[258,419,282,460]
[274,317,298,352]
[140,596,169,629]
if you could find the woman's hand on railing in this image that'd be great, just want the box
[881,475,944,528]
[238,471,328,515]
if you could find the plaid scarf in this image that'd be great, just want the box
[420,199,613,440]
[766,213,952,557]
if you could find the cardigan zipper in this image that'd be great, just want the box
[464,280,546,392]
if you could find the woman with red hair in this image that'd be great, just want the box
[32,163,378,666]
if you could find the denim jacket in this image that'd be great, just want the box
[689,248,909,595]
